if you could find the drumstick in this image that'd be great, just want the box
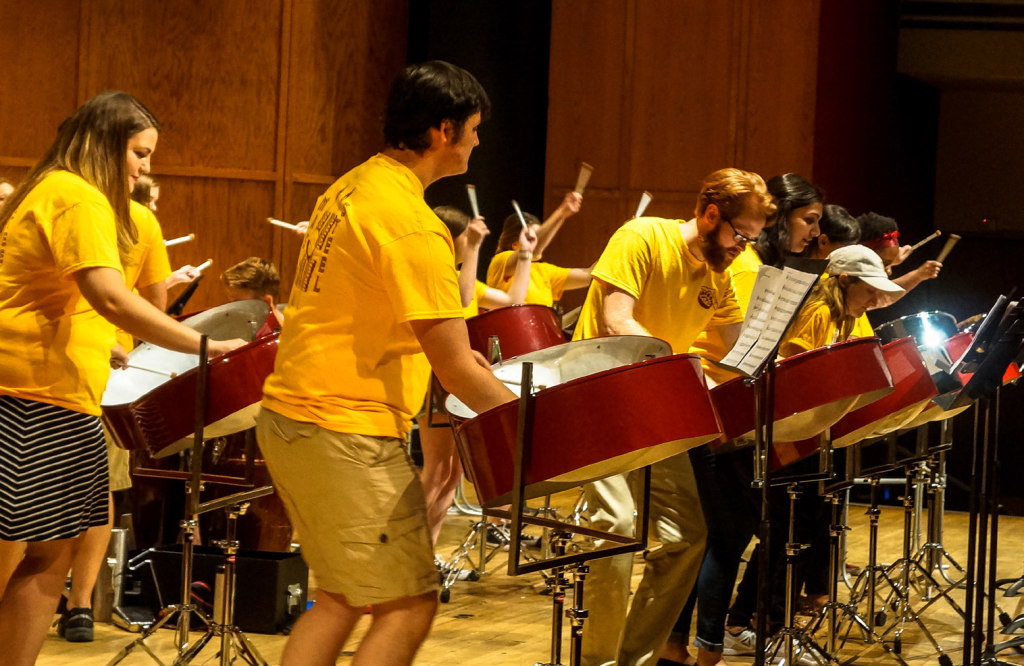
[164,233,195,247]
[634,191,652,218]
[935,233,961,263]
[466,184,480,218]
[574,162,594,195]
[267,217,300,232]
[196,258,214,273]
[125,363,178,378]
[909,230,941,252]
[511,200,529,232]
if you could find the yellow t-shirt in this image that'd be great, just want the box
[486,250,570,306]
[463,279,489,318]
[690,244,762,384]
[852,313,873,338]
[0,171,123,415]
[261,153,463,439]
[572,217,742,353]
[115,201,172,350]
[778,301,841,358]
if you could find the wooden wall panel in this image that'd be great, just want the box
[287,0,408,178]
[545,0,822,307]
[741,0,820,178]
[0,1,408,314]
[155,177,276,309]
[0,0,80,164]
[81,0,282,172]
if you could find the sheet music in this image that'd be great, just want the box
[718,264,820,376]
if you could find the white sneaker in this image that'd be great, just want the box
[771,640,823,666]
[722,628,757,656]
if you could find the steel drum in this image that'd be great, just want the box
[830,337,939,447]
[709,337,893,447]
[102,300,278,457]
[465,304,565,361]
[446,337,722,506]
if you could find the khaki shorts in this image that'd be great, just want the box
[255,407,437,607]
[105,428,132,492]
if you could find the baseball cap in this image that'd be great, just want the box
[826,245,905,295]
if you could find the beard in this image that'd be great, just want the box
[700,222,742,272]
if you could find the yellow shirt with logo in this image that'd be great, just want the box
[115,200,172,351]
[261,154,463,439]
[0,171,123,415]
[486,250,569,307]
[572,217,742,353]
[690,244,762,384]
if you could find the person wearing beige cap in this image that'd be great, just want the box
[780,244,904,357]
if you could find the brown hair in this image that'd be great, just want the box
[496,211,540,253]
[695,168,777,226]
[220,257,280,301]
[803,274,860,342]
[432,205,471,238]
[0,91,159,260]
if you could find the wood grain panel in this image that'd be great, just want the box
[740,0,820,179]
[0,0,80,160]
[287,0,408,179]
[628,0,741,190]
[153,177,276,314]
[546,0,629,191]
[81,0,282,172]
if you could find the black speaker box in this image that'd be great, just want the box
[128,545,308,634]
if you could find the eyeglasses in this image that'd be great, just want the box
[724,217,759,245]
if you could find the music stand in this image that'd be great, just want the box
[956,298,1024,666]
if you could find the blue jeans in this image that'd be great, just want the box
[688,445,759,652]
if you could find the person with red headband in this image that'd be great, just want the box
[857,212,941,293]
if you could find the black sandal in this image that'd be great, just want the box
[57,607,94,642]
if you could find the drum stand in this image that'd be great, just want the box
[106,337,269,666]
[466,361,654,666]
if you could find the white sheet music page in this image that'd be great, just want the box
[718,264,819,376]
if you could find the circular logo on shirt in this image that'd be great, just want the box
[698,286,715,309]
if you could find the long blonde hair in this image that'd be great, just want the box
[804,274,860,342]
[0,91,160,260]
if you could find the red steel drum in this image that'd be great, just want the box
[447,338,721,506]
[830,337,939,447]
[709,337,893,448]
[102,300,278,458]
[465,304,565,360]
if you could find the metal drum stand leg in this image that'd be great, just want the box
[106,337,215,666]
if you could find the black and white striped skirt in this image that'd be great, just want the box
[0,395,109,541]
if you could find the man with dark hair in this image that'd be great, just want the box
[256,61,514,665]
[857,211,941,294]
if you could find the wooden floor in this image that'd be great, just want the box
[36,494,1024,665]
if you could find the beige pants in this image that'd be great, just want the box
[581,451,707,666]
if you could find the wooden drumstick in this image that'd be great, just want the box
[125,363,178,378]
[466,184,480,218]
[909,230,941,252]
[574,162,594,195]
[935,233,961,263]
[267,217,300,231]
[634,191,652,218]
[511,200,529,232]
[164,233,195,247]
[196,258,214,273]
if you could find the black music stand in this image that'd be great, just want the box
[106,336,272,666]
[712,258,825,666]
[955,298,1024,666]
